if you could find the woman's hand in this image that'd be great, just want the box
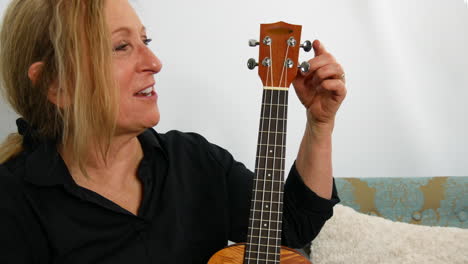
[293,40,347,136]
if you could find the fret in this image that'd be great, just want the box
[252,200,283,208]
[254,168,285,175]
[258,143,285,147]
[247,235,282,247]
[253,178,284,183]
[259,119,286,133]
[262,89,288,103]
[258,134,286,146]
[251,209,283,214]
[253,180,283,191]
[256,145,286,159]
[246,244,281,253]
[260,117,287,121]
[247,226,283,236]
[252,199,283,203]
[256,158,284,170]
[258,131,287,135]
[244,242,282,259]
[250,201,282,212]
[251,199,284,209]
[251,198,283,208]
[256,156,285,160]
[251,195,283,204]
[251,213,283,225]
[251,190,284,194]
[246,237,282,251]
[251,179,285,189]
[246,242,282,248]
[249,219,283,225]
[249,234,282,240]
[260,104,287,119]
[262,103,287,107]
[250,203,283,215]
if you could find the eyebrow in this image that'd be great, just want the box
[111,26,146,35]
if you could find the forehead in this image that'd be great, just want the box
[104,0,143,32]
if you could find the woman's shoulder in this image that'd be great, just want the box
[0,154,29,203]
[143,128,213,150]
[142,128,233,163]
[156,129,208,143]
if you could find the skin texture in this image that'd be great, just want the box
[107,1,162,135]
[293,40,347,199]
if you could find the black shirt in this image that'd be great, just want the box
[0,128,339,264]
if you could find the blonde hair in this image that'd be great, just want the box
[0,0,118,170]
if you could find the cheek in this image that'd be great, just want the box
[113,62,134,91]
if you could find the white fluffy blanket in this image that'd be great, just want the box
[311,205,468,264]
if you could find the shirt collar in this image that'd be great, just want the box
[138,128,164,151]
[24,128,167,187]
[24,140,71,187]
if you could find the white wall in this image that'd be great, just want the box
[1,0,468,177]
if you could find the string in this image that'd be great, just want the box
[249,89,265,263]
[269,44,274,88]
[276,67,288,261]
[278,45,290,90]
[258,41,275,264]
[267,40,289,261]
[247,40,274,264]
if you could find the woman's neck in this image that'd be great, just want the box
[59,133,144,188]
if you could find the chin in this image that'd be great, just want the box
[146,112,160,128]
[141,106,160,128]
[116,110,160,135]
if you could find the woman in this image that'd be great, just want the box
[0,0,346,263]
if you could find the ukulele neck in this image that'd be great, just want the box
[245,87,289,263]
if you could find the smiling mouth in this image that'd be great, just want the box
[134,86,154,97]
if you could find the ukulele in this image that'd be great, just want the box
[208,21,312,264]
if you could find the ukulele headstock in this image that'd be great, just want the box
[248,21,312,88]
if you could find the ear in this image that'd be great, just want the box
[28,61,43,85]
[29,61,67,107]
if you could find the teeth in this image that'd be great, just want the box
[136,86,153,95]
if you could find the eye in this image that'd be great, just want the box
[113,42,129,52]
[143,38,152,46]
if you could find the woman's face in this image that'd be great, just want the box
[105,0,162,135]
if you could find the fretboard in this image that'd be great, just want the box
[245,87,289,264]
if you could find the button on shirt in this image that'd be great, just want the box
[0,129,339,264]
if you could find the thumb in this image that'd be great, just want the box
[313,39,327,57]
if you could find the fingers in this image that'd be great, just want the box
[321,79,347,99]
[300,40,337,77]
[313,39,327,57]
[306,63,345,88]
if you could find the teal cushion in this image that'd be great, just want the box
[335,177,468,228]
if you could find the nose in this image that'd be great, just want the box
[138,45,162,74]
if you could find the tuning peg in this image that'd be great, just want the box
[247,58,258,70]
[249,39,260,47]
[300,40,312,52]
[299,61,310,73]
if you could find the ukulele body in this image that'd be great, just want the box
[208,243,311,264]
